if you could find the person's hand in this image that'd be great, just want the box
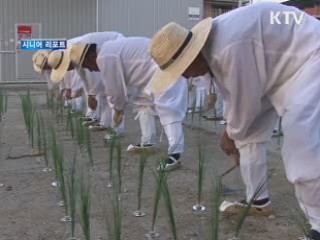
[73,88,84,98]
[114,109,124,127]
[58,89,65,101]
[66,89,72,99]
[88,95,97,110]
[206,93,217,111]
[233,152,240,166]
[220,130,239,156]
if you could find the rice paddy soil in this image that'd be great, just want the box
[0,85,302,240]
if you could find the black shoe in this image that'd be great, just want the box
[157,154,181,171]
[309,230,320,240]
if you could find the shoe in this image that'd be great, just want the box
[88,124,108,131]
[272,129,283,138]
[307,230,320,240]
[104,132,124,142]
[202,115,224,121]
[219,198,274,217]
[127,143,158,155]
[81,116,93,121]
[188,108,201,114]
[219,119,227,125]
[82,119,99,126]
[157,154,181,172]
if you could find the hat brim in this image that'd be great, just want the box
[50,50,71,83]
[33,50,50,73]
[151,17,212,97]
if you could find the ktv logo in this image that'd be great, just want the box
[270,11,305,25]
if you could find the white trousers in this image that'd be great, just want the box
[238,142,269,202]
[100,96,125,132]
[135,107,157,145]
[70,96,85,112]
[155,77,188,155]
[163,121,184,154]
[295,178,320,232]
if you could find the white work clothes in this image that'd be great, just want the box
[64,70,83,94]
[295,178,320,233]
[235,104,277,201]
[96,37,156,111]
[42,70,55,90]
[201,2,320,232]
[100,96,125,132]
[201,2,320,182]
[97,37,186,152]
[154,77,187,126]
[69,32,125,120]
[238,142,269,202]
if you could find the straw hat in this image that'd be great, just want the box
[47,49,71,82]
[32,50,50,73]
[69,43,91,68]
[149,17,212,96]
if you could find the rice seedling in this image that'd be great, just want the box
[233,180,267,239]
[0,89,8,121]
[107,134,117,188]
[198,91,204,126]
[211,175,223,240]
[193,144,206,212]
[35,111,51,172]
[20,92,36,150]
[160,170,178,240]
[67,149,78,239]
[78,163,91,240]
[50,127,61,188]
[55,144,70,222]
[132,154,148,217]
[145,160,167,239]
[106,171,123,240]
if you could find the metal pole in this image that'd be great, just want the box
[96,0,99,32]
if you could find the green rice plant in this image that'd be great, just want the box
[107,134,117,187]
[84,126,94,168]
[198,92,204,126]
[148,162,167,236]
[115,140,123,194]
[190,93,197,127]
[35,111,50,169]
[50,127,60,184]
[78,164,91,240]
[20,93,36,149]
[67,150,78,239]
[0,90,8,121]
[291,208,311,239]
[106,182,123,240]
[133,154,148,216]
[234,181,267,238]
[211,176,223,240]
[160,169,178,240]
[74,116,94,167]
[193,144,206,211]
[56,144,69,218]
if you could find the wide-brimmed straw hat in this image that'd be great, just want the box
[69,43,91,68]
[32,50,50,73]
[149,17,212,96]
[47,49,71,83]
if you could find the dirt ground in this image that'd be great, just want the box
[0,85,304,240]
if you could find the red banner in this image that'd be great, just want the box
[17,25,32,34]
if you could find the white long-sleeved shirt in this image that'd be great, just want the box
[68,32,125,96]
[96,37,156,110]
[201,2,320,142]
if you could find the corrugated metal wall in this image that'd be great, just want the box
[0,0,96,82]
[0,0,203,82]
[97,0,203,38]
